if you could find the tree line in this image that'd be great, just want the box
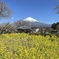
[0,0,59,34]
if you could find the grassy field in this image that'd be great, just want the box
[0,33,59,59]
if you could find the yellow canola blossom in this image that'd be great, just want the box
[0,33,59,59]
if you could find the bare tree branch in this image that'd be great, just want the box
[54,0,59,14]
[0,0,12,18]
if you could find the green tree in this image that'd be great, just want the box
[51,22,59,30]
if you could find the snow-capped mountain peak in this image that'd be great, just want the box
[23,17,38,22]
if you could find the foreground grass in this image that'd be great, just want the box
[0,33,59,59]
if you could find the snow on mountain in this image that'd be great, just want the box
[23,17,51,28]
[23,17,38,22]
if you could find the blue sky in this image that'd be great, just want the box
[0,0,59,24]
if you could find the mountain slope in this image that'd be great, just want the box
[30,22,51,28]
[23,17,51,28]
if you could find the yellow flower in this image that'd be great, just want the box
[11,58,13,59]
[32,55,36,59]
[16,58,19,59]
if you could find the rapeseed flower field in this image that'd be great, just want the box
[0,33,59,59]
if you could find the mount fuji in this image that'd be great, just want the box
[23,17,51,28]
[23,17,38,22]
